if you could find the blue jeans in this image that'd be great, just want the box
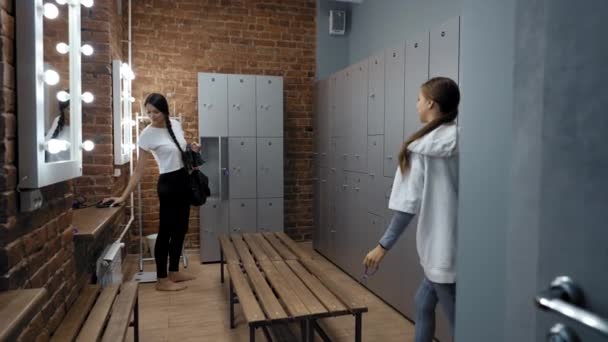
[414,277,456,342]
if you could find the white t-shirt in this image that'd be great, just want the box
[138,119,187,174]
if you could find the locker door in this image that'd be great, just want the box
[198,73,228,136]
[257,137,283,198]
[352,61,369,173]
[429,16,460,82]
[384,44,405,177]
[343,69,353,171]
[368,52,385,135]
[228,75,256,137]
[312,166,321,251]
[326,164,338,260]
[329,74,339,138]
[200,198,228,262]
[347,172,367,277]
[367,136,386,216]
[229,199,257,233]
[364,213,386,294]
[257,198,283,233]
[256,76,283,137]
[404,32,429,141]
[334,170,349,269]
[319,167,330,255]
[319,80,330,168]
[228,138,256,198]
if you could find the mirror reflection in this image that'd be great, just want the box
[43,2,71,163]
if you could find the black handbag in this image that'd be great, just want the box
[182,146,211,206]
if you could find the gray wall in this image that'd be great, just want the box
[316,0,350,80]
[454,0,516,341]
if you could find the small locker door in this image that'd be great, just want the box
[257,138,283,198]
[200,198,228,262]
[334,170,349,269]
[364,213,386,294]
[404,32,429,140]
[429,16,460,82]
[228,138,256,199]
[257,198,284,233]
[346,172,367,277]
[256,76,283,137]
[367,136,386,216]
[319,80,330,168]
[228,75,256,137]
[384,44,406,177]
[329,74,340,138]
[312,167,321,250]
[351,61,369,173]
[343,69,353,171]
[319,167,330,255]
[198,73,228,136]
[229,199,257,234]
[368,52,385,135]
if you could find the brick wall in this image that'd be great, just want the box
[0,1,84,340]
[131,0,317,243]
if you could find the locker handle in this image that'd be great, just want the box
[369,93,375,98]
[321,180,327,183]
[386,155,393,160]
[369,173,375,177]
[355,187,360,191]
[321,153,326,156]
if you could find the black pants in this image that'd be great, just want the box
[156,168,190,278]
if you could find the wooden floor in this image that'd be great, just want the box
[124,242,415,342]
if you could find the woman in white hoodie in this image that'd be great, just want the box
[363,77,460,342]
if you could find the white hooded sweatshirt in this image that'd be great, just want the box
[388,123,458,283]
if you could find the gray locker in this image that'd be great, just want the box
[200,198,228,263]
[312,167,322,251]
[363,213,386,294]
[198,73,228,137]
[256,76,283,137]
[367,136,386,217]
[404,32,429,140]
[229,199,257,234]
[329,75,339,138]
[319,167,330,255]
[257,137,283,198]
[429,16,460,82]
[345,171,367,276]
[384,44,405,177]
[333,170,349,270]
[350,61,369,173]
[368,52,385,135]
[228,137,256,198]
[257,198,283,233]
[319,79,330,168]
[228,75,256,137]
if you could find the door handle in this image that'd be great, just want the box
[547,323,580,342]
[536,276,608,337]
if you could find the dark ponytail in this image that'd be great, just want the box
[51,99,70,139]
[144,93,184,153]
[398,77,460,173]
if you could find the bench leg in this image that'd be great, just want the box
[230,280,235,329]
[313,320,331,342]
[134,296,140,342]
[355,313,362,342]
[300,320,307,342]
[220,248,225,284]
[250,326,256,342]
[307,319,315,342]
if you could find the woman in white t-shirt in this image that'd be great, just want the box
[104,93,199,291]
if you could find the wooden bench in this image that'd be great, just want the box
[219,232,368,342]
[49,281,139,342]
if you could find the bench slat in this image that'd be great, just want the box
[242,263,288,321]
[219,235,240,264]
[242,233,269,262]
[101,282,138,342]
[271,261,327,316]
[254,234,282,261]
[285,260,347,313]
[227,264,266,324]
[231,234,256,266]
[75,284,120,342]
[274,232,314,260]
[299,258,367,312]
[262,233,297,260]
[51,285,100,342]
[258,261,310,318]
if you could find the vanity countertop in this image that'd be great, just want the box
[72,206,124,241]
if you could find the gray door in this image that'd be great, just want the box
[368,52,385,135]
[367,136,386,217]
[228,138,256,199]
[429,16,460,82]
[229,199,257,234]
[319,167,330,255]
[319,79,330,168]
[404,32,429,140]
[257,137,283,198]
[256,76,283,137]
[384,43,405,177]
[351,61,369,173]
[198,73,228,136]
[228,74,256,137]
[257,198,283,233]
[199,198,228,263]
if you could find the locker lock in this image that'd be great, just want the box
[240,79,244,83]
[240,141,245,145]
[414,43,419,48]
[240,203,245,207]
[211,78,215,82]
[441,31,446,37]
[268,202,272,206]
[268,80,272,84]
[393,52,397,57]
[268,141,272,146]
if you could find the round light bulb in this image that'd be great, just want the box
[81,92,94,103]
[81,0,94,8]
[82,140,95,151]
[56,90,70,102]
[56,42,69,54]
[81,44,93,56]
[55,0,67,5]
[43,3,59,19]
[129,97,135,103]
[44,69,60,85]
[47,139,69,154]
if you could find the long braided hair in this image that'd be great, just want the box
[398,77,460,173]
[144,93,185,155]
[51,100,70,139]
